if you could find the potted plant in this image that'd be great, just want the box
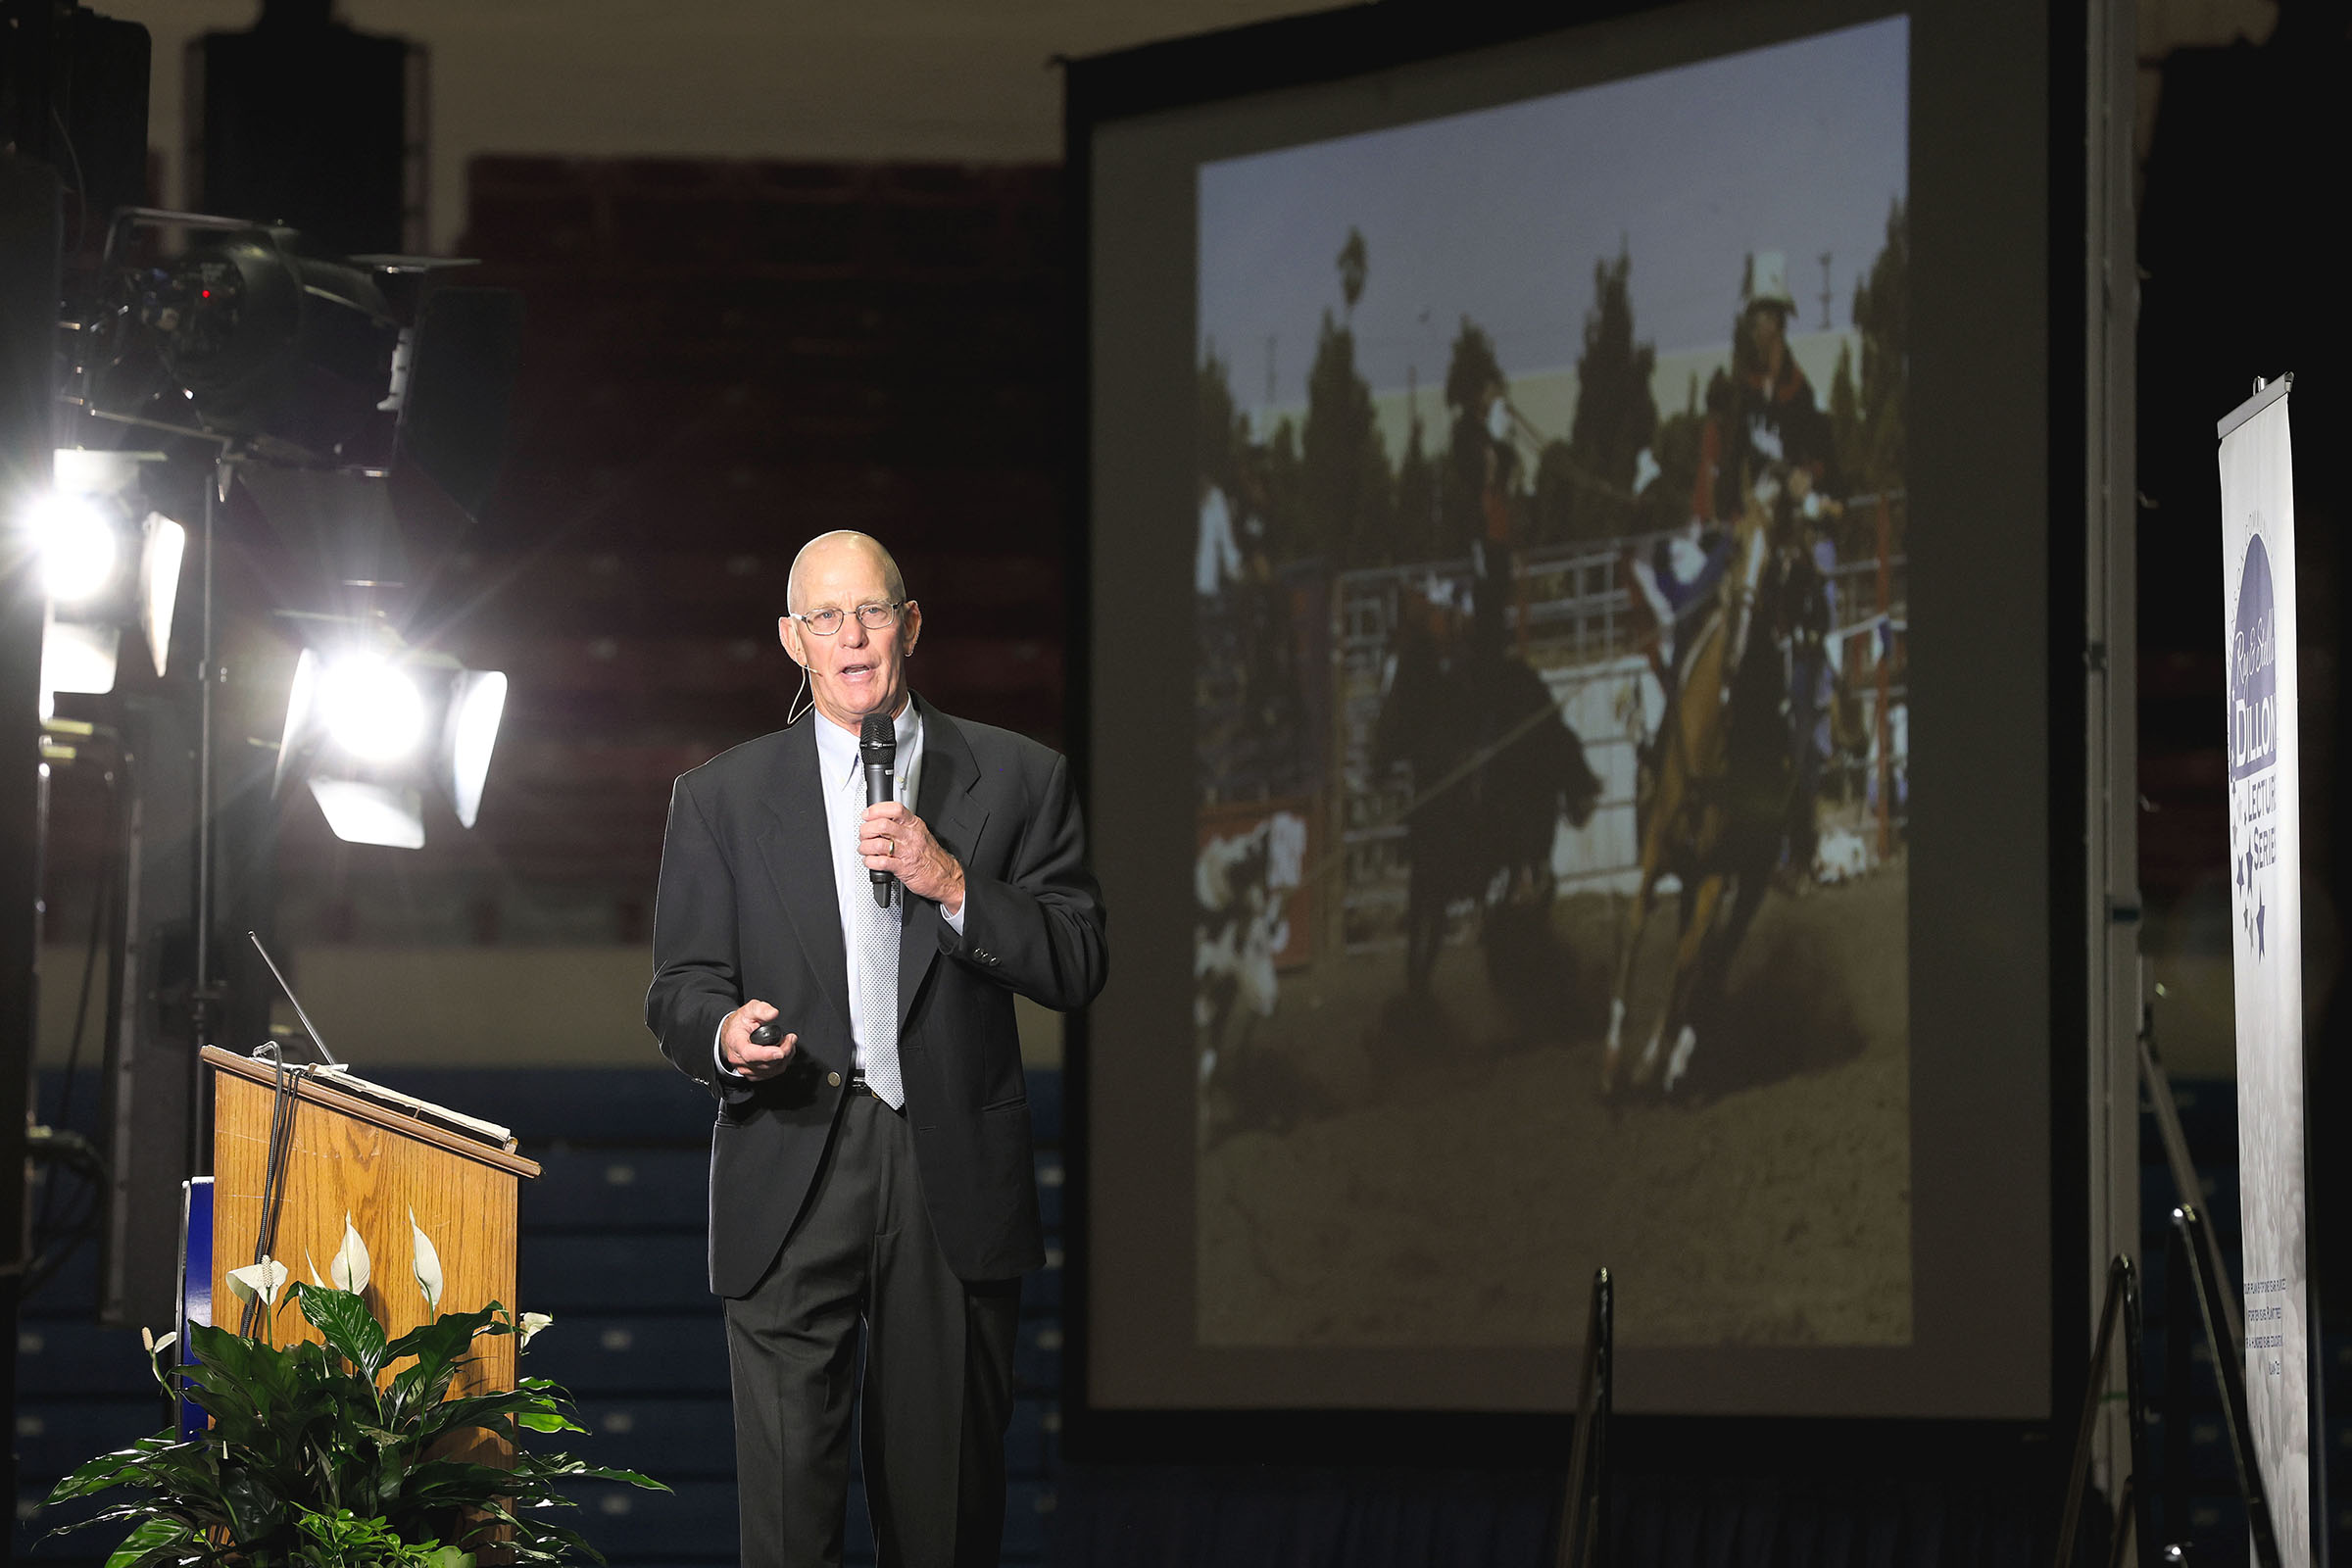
[43,1215,664,1566]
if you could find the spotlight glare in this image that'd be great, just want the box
[41,617,122,697]
[28,491,119,604]
[276,644,506,850]
[448,669,507,829]
[308,780,425,850]
[140,514,186,677]
[318,656,428,763]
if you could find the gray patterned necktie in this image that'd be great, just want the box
[855,877,905,1109]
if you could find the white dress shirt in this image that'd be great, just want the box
[716,702,966,1080]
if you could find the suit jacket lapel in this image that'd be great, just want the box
[902,697,987,1032]
[758,719,855,1050]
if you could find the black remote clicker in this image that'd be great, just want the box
[748,1020,783,1046]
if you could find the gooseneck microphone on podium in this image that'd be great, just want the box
[860,710,897,906]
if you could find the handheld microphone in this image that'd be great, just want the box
[860,711,897,907]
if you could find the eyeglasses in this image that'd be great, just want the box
[790,601,907,636]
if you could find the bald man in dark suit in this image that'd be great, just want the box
[647,531,1106,1567]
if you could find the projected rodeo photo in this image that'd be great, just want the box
[1191,19,1912,1349]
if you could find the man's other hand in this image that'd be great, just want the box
[722,1001,796,1080]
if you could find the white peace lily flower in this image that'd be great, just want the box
[306,1250,325,1287]
[139,1325,178,1357]
[329,1213,371,1295]
[518,1311,554,1348]
[410,1208,445,1312]
[225,1258,289,1307]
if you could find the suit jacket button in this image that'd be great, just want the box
[827,1071,842,1087]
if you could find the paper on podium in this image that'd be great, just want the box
[306,1063,516,1152]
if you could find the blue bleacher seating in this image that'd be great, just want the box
[521,1234,714,1312]
[16,1323,156,1396]
[1026,1070,1062,1145]
[15,1397,167,1482]
[564,1396,739,1479]
[526,1311,732,1396]
[2155,1080,2237,1160]
[1024,1247,1063,1314]
[2324,1332,2352,1395]
[1002,1481,1054,1559]
[2139,1161,2239,1232]
[2183,1494,2247,1557]
[563,1480,740,1560]
[1004,1399,1048,1477]
[1035,1155,1064,1229]
[525,1148,710,1231]
[15,1248,102,1320]
[1013,1318,1061,1394]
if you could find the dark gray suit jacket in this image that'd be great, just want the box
[645,696,1107,1297]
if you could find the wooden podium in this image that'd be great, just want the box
[204,1047,541,1398]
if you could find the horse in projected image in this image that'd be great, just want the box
[1373,606,1602,1004]
[1602,496,1807,1099]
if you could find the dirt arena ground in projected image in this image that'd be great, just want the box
[1196,859,1910,1349]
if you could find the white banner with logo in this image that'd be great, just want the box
[2216,376,2311,1567]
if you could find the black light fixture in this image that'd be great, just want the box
[74,209,522,519]
[135,229,407,467]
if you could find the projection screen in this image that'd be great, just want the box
[1076,0,2103,1428]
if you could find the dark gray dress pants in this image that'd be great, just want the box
[723,1091,1021,1568]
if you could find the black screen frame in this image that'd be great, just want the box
[1059,0,2094,1470]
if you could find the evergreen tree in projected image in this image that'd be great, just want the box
[1546,245,1660,544]
[1261,416,1306,565]
[1851,197,1908,522]
[1396,401,1440,563]
[1531,439,1581,545]
[1441,318,1506,558]
[1200,344,1246,504]
[1830,340,1862,493]
[1302,232,1395,566]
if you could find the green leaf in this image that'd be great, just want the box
[102,1516,201,1568]
[381,1304,502,1392]
[220,1465,290,1543]
[423,1386,567,1440]
[42,1444,168,1504]
[509,1452,670,1492]
[396,1456,533,1506]
[296,1283,393,1380]
[512,1411,585,1434]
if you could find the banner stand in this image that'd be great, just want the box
[2214,372,2324,1568]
